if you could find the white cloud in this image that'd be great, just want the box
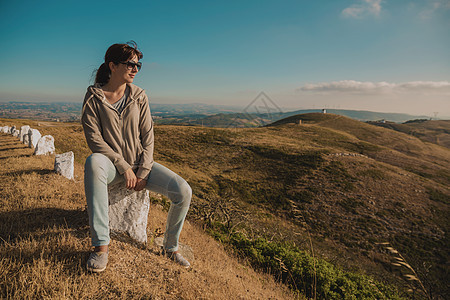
[299,80,450,95]
[342,0,383,19]
[419,0,450,19]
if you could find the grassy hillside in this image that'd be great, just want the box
[369,119,450,149]
[271,113,450,186]
[2,114,449,299]
[0,128,294,299]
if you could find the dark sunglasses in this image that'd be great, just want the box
[120,60,142,71]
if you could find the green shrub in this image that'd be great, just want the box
[213,230,402,299]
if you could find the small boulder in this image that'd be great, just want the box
[34,135,55,155]
[28,129,41,148]
[108,184,150,244]
[12,129,19,137]
[23,133,30,145]
[19,125,30,142]
[54,151,74,180]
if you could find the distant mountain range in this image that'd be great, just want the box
[0,101,440,125]
[280,109,432,123]
[164,108,434,127]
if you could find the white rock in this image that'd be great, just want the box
[19,125,30,142]
[23,133,30,145]
[54,151,74,180]
[108,184,150,244]
[28,129,41,148]
[34,135,55,155]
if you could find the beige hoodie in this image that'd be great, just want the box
[81,83,154,179]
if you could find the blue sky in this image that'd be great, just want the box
[0,0,449,116]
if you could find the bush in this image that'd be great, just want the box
[213,230,402,299]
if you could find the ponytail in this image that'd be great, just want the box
[94,63,111,85]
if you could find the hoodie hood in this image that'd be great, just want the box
[82,83,147,119]
[87,83,146,104]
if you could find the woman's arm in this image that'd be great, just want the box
[135,92,154,180]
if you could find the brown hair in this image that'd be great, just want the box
[94,41,143,85]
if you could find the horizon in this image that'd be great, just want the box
[1,99,446,119]
[1,1,449,117]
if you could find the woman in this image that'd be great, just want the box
[82,42,192,272]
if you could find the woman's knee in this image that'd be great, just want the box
[168,176,192,205]
[85,153,110,180]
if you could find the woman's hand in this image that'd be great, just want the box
[124,168,138,189]
[134,178,147,191]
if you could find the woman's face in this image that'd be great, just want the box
[110,54,140,84]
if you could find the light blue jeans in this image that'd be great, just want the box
[84,153,192,252]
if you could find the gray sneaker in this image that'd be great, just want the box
[86,251,108,273]
[162,250,191,268]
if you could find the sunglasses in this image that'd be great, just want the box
[120,60,142,71]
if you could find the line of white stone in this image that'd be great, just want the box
[1,124,74,180]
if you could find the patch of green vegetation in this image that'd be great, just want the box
[357,168,387,180]
[426,188,450,204]
[211,228,402,299]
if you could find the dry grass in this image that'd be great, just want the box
[1,115,449,298]
[377,242,429,299]
[0,133,295,299]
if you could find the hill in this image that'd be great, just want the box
[280,109,432,123]
[1,114,449,298]
[0,128,293,299]
[162,109,434,128]
[368,119,450,148]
